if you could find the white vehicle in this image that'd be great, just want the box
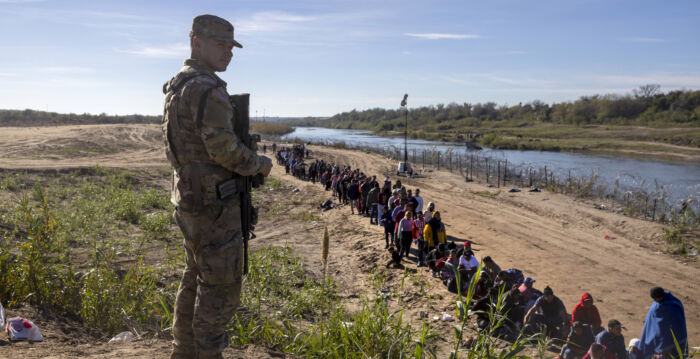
[397,162,413,176]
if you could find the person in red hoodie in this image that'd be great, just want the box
[572,292,603,335]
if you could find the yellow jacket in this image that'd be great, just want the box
[424,222,446,247]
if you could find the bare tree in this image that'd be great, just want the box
[633,84,661,98]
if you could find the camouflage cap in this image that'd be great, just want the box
[190,14,242,48]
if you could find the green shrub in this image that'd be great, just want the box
[229,245,438,358]
[0,172,179,334]
[141,212,172,241]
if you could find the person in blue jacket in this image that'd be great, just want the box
[638,286,687,359]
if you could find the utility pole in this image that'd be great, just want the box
[401,94,408,163]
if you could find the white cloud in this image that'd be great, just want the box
[237,11,317,34]
[621,37,665,43]
[404,33,481,40]
[0,72,19,77]
[123,43,189,58]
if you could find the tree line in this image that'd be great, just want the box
[293,86,700,132]
[0,109,160,127]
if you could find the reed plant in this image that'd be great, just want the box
[230,245,439,358]
[0,166,179,334]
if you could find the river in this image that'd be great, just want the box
[281,127,699,212]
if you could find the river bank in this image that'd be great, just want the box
[353,124,700,162]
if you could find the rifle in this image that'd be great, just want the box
[229,93,264,275]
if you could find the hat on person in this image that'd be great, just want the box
[191,14,243,48]
[628,338,640,349]
[523,277,535,284]
[384,177,390,182]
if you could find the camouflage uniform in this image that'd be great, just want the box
[162,15,264,359]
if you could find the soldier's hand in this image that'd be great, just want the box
[259,156,273,177]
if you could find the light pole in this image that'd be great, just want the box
[401,94,408,163]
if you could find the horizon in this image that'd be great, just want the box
[1,0,699,117]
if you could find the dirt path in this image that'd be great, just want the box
[0,124,697,352]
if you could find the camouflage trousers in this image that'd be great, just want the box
[171,204,244,359]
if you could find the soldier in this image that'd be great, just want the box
[161,14,273,359]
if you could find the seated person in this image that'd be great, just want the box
[561,321,595,359]
[582,342,615,359]
[471,293,493,331]
[427,243,448,275]
[481,256,501,281]
[458,250,480,281]
[469,270,493,300]
[440,250,459,282]
[493,271,511,294]
[572,292,603,334]
[519,277,541,310]
[595,319,627,359]
[627,339,641,359]
[501,285,525,337]
[524,286,568,339]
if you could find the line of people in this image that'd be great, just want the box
[276,151,688,359]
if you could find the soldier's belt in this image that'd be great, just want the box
[217,177,247,200]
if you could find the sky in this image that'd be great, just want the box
[1,0,699,117]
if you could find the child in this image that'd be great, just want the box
[385,246,403,269]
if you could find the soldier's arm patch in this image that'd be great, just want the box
[211,88,229,104]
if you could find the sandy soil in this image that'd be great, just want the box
[0,124,697,356]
